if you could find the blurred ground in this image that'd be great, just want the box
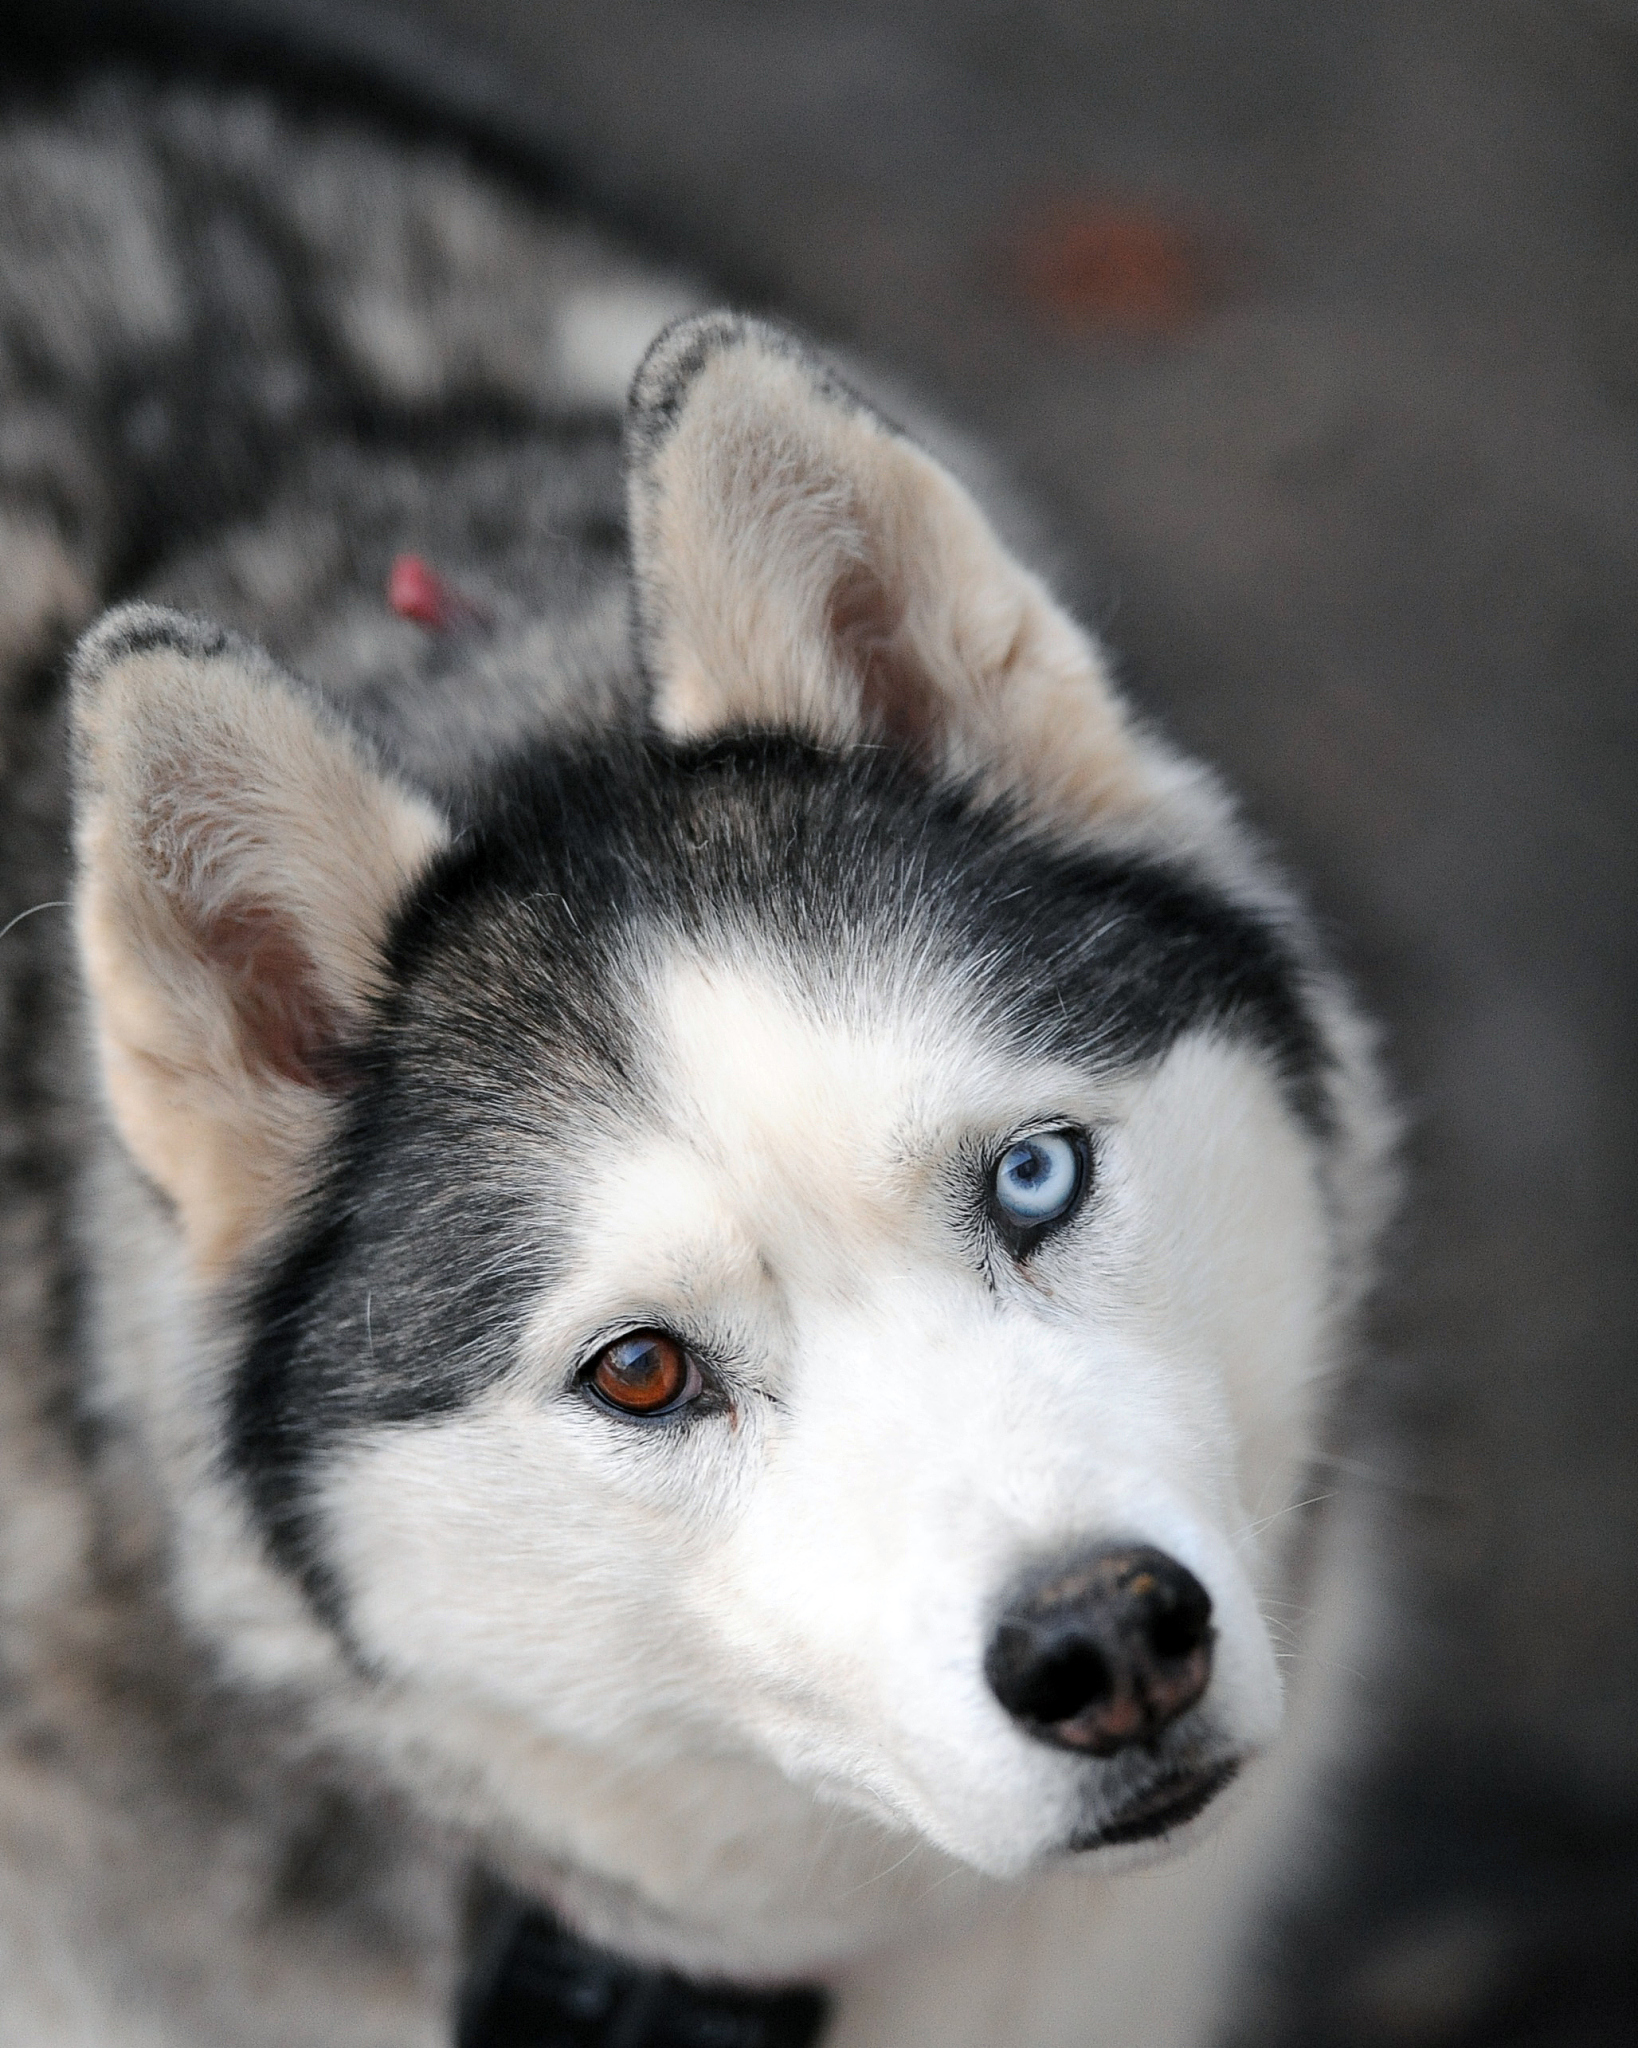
[28,1,1638,2039]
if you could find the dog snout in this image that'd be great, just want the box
[984,1545,1215,1757]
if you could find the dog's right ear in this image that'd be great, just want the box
[71,605,450,1275]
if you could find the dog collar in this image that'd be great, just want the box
[456,1894,830,2048]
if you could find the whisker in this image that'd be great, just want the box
[0,899,69,944]
[1311,1452,1450,1504]
[1233,1491,1335,1542]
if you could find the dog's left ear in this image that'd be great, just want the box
[627,313,1158,827]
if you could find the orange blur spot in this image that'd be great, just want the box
[1010,200,1214,336]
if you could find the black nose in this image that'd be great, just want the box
[985,1545,1215,1756]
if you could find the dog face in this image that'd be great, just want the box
[71,317,1351,1885]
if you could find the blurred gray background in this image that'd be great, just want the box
[31,1,1638,2039]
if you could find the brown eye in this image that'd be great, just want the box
[586,1331,700,1418]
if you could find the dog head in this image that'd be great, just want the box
[70,316,1382,1890]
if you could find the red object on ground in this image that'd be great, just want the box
[1010,201,1216,336]
[388,552,480,630]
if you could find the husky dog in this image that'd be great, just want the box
[0,69,1394,2048]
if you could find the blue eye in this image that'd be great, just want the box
[990,1130,1087,1246]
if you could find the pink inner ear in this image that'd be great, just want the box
[826,558,940,752]
[196,901,352,1092]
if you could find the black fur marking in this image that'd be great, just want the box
[73,604,234,677]
[231,731,1329,1623]
[626,310,753,452]
[626,311,895,471]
